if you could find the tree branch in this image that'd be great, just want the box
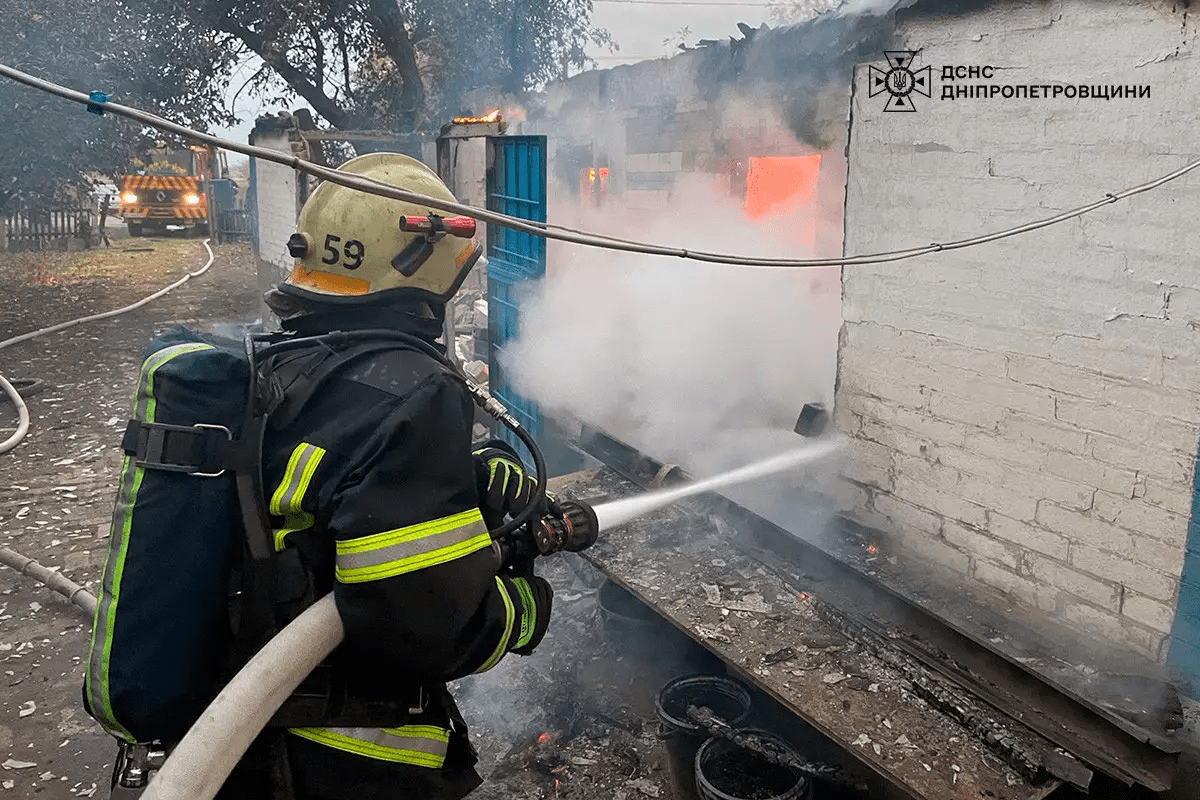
[363,0,426,127]
[217,17,351,128]
[338,28,354,101]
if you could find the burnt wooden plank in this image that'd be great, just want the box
[571,426,1181,789]
[553,467,1062,800]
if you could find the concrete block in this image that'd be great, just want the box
[1102,314,1200,361]
[1134,536,1191,579]
[987,512,1071,561]
[944,521,1020,570]
[946,371,1058,419]
[838,369,930,408]
[926,391,1004,431]
[841,438,895,488]
[847,437,896,473]
[874,492,944,537]
[845,395,970,448]
[1057,397,1200,454]
[1062,600,1128,643]
[1089,433,1195,486]
[1006,354,1106,398]
[1051,333,1163,384]
[1035,501,1132,555]
[1160,352,1200,392]
[835,481,873,515]
[1025,555,1120,611]
[1072,544,1179,602]
[954,471,1041,523]
[1102,381,1200,423]
[998,413,1090,455]
[960,430,1047,471]
[892,451,961,490]
[1121,592,1177,634]
[1092,491,1189,545]
[848,321,1011,377]
[1040,450,1139,499]
[974,561,1058,612]
[894,527,972,575]
[892,474,989,529]
[1140,477,1196,519]
[858,418,932,459]
[943,445,1094,510]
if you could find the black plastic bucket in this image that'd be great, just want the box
[598,579,661,641]
[695,730,811,800]
[656,675,752,800]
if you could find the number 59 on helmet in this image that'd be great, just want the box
[283,153,483,304]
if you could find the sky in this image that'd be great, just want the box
[216,0,815,152]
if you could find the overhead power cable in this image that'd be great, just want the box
[2,62,1198,269]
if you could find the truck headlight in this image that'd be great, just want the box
[121,192,138,204]
[183,193,201,205]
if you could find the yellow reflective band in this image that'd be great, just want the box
[513,577,537,650]
[475,576,515,674]
[335,509,490,584]
[289,725,449,768]
[269,443,325,551]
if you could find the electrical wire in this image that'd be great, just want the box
[2,62,1200,269]
[0,239,216,453]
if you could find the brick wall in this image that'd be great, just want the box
[837,0,1200,662]
[251,129,301,321]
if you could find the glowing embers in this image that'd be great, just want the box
[579,167,609,205]
[744,155,821,250]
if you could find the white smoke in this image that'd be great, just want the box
[502,173,842,479]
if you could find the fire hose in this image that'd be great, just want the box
[0,239,216,455]
[134,329,598,799]
[0,546,96,615]
[140,499,600,800]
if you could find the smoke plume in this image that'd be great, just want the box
[503,173,842,480]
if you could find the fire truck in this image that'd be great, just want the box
[118,145,229,236]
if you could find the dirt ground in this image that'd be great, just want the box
[0,237,679,799]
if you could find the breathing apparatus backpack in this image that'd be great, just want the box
[83,326,269,745]
[83,325,444,749]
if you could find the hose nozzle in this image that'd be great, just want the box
[534,500,599,556]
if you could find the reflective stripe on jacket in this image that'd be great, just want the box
[256,339,537,781]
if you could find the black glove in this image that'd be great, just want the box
[473,439,534,528]
[510,574,553,656]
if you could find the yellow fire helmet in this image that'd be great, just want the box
[283,153,483,303]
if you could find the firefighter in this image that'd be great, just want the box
[220,153,553,799]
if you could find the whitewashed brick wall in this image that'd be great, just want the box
[838,0,1200,660]
[252,130,300,319]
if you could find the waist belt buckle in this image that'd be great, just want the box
[409,686,426,716]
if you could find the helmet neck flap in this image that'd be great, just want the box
[265,282,447,344]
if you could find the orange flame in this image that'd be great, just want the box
[866,544,878,555]
[537,732,550,743]
[452,109,502,125]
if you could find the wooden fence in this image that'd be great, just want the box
[3,207,95,252]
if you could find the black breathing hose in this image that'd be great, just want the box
[252,328,549,539]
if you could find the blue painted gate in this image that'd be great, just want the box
[485,136,547,458]
[1169,457,1200,696]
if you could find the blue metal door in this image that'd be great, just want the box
[1169,453,1200,696]
[485,136,547,458]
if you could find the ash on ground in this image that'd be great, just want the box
[455,554,719,800]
